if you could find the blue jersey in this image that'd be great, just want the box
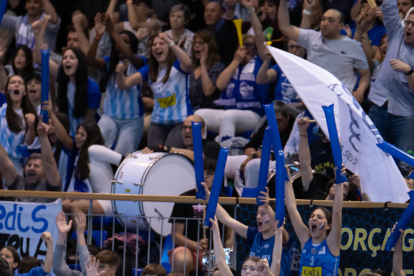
[0,92,5,107]
[140,60,193,124]
[271,64,301,104]
[102,56,146,119]
[67,78,101,137]
[300,238,340,276]
[0,105,26,159]
[247,227,293,276]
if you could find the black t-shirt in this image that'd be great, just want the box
[202,139,221,160]
[310,139,335,179]
[8,175,62,202]
[302,177,328,200]
[244,117,295,157]
[169,189,234,245]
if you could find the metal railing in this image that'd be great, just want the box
[0,190,409,276]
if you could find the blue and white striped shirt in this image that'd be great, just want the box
[67,78,101,137]
[102,56,146,119]
[0,105,26,159]
[139,60,193,124]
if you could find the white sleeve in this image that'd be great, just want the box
[88,145,122,165]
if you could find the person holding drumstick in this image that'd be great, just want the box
[202,184,292,276]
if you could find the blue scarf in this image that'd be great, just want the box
[16,13,44,50]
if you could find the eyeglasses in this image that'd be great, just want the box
[405,20,414,27]
[181,125,192,131]
[193,41,205,46]
[288,45,303,50]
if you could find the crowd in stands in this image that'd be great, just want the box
[0,0,414,274]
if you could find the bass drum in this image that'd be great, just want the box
[267,168,330,199]
[111,152,195,236]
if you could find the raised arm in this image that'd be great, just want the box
[350,0,363,21]
[211,217,234,276]
[53,211,75,276]
[38,117,60,187]
[105,15,145,69]
[0,142,18,188]
[42,0,59,24]
[256,50,277,84]
[270,220,284,276]
[278,0,300,42]
[41,232,54,273]
[297,117,313,191]
[392,225,405,276]
[43,101,74,150]
[199,44,217,97]
[105,0,117,19]
[326,166,345,257]
[243,0,267,61]
[216,47,245,90]
[86,13,107,69]
[285,167,310,247]
[203,183,249,238]
[116,62,143,89]
[76,212,92,274]
[72,14,92,56]
[24,113,36,146]
[159,32,192,72]
[300,0,317,29]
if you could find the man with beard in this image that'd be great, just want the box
[278,0,371,103]
[0,118,61,202]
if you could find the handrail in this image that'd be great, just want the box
[0,190,409,208]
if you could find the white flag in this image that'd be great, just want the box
[267,46,409,203]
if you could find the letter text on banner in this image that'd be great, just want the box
[204,148,228,227]
[0,200,61,260]
[266,45,408,203]
[192,122,205,199]
[322,104,347,184]
[275,150,285,227]
[41,49,50,123]
[256,126,272,205]
[385,190,414,251]
[376,141,414,167]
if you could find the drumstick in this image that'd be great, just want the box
[308,119,316,123]
[367,0,377,8]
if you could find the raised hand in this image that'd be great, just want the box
[72,13,85,26]
[136,28,150,40]
[225,0,238,9]
[56,211,73,234]
[32,20,43,35]
[115,60,130,74]
[26,113,36,130]
[37,116,49,137]
[41,232,53,247]
[104,14,114,34]
[234,46,247,64]
[303,0,317,11]
[258,187,270,208]
[158,32,173,45]
[75,211,87,234]
[256,259,272,276]
[200,44,209,66]
[297,116,311,135]
[241,0,253,8]
[201,182,211,201]
[85,257,105,276]
[210,216,219,232]
[94,13,106,38]
[42,100,53,112]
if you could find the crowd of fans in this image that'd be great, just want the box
[0,0,414,274]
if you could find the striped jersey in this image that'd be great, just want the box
[0,105,26,159]
[139,60,193,124]
[102,56,146,119]
[67,78,101,137]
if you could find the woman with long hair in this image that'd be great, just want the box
[117,32,193,148]
[0,75,37,175]
[43,100,123,215]
[285,163,344,276]
[86,13,146,155]
[34,45,101,138]
[0,45,35,91]
[189,30,225,111]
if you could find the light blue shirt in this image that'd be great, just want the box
[0,105,25,159]
[369,0,414,116]
[102,56,146,119]
[139,60,193,124]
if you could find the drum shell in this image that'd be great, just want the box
[111,152,195,236]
